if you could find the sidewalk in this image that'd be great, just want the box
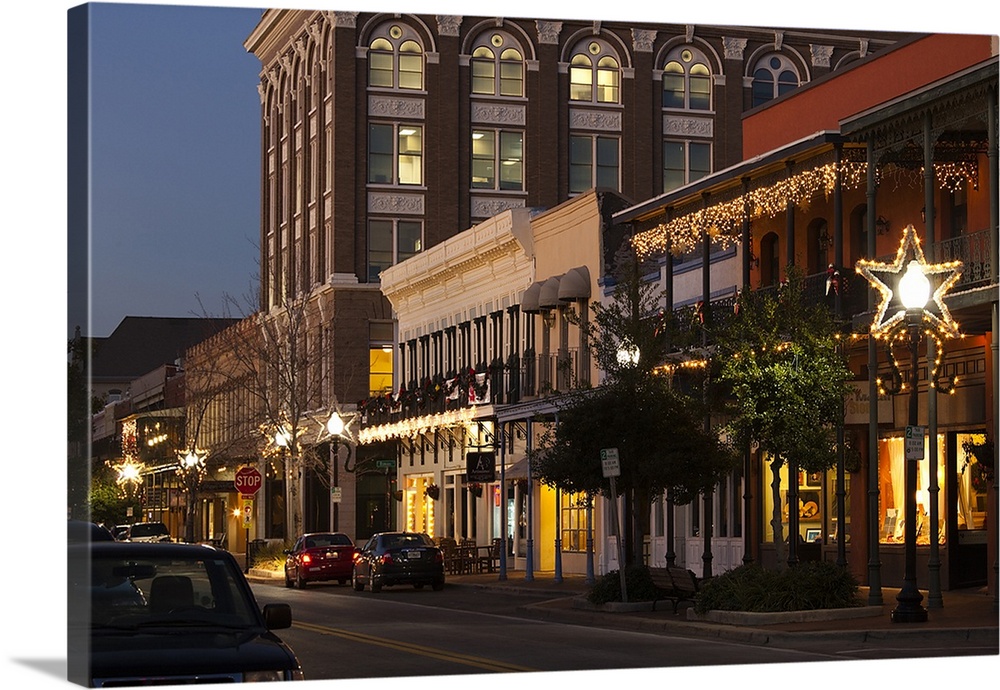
[444,569,1000,644]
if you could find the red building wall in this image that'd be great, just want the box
[742,34,996,159]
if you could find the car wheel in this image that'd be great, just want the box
[296,572,307,589]
[352,567,364,592]
[370,578,382,594]
[432,579,445,591]
[284,570,294,588]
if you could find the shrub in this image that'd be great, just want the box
[251,540,293,571]
[587,564,660,604]
[694,561,863,613]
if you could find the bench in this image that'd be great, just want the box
[648,566,700,614]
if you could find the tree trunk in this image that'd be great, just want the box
[770,457,786,569]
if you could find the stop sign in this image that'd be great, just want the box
[234,466,263,496]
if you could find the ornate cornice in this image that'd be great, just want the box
[470,101,527,126]
[723,37,747,61]
[811,44,834,68]
[368,94,426,119]
[536,21,562,45]
[632,29,656,53]
[437,15,462,37]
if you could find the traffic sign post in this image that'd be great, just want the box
[600,448,627,603]
[905,425,925,460]
[234,467,262,573]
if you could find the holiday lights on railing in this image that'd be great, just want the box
[631,160,867,258]
[358,406,477,445]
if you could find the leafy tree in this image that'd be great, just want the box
[533,241,737,565]
[717,266,851,563]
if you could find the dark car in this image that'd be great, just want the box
[124,521,172,543]
[68,542,303,686]
[68,520,115,544]
[111,525,130,541]
[284,532,356,588]
[352,531,444,593]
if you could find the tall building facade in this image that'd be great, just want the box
[242,8,906,540]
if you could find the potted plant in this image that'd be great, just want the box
[469,482,483,498]
[425,484,440,500]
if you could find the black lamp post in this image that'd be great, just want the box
[891,260,931,623]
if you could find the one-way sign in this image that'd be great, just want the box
[466,452,496,482]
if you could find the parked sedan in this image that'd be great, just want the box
[352,531,444,593]
[284,532,356,588]
[68,541,303,686]
[124,521,172,543]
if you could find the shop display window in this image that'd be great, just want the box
[957,432,990,533]
[760,458,848,544]
[877,435,945,545]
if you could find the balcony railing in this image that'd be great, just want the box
[358,348,591,427]
[935,228,994,292]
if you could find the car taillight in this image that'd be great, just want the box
[381,554,394,565]
[301,553,312,565]
[434,550,444,564]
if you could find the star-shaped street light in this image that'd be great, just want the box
[855,224,963,340]
[855,223,963,624]
[311,405,357,532]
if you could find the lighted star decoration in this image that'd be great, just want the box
[855,223,963,340]
[260,418,306,457]
[311,405,356,445]
[176,447,208,477]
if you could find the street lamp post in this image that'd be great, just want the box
[327,412,344,532]
[892,261,932,623]
[856,224,963,625]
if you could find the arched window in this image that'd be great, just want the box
[751,54,799,107]
[569,40,620,104]
[368,24,424,90]
[662,47,712,110]
[471,33,524,97]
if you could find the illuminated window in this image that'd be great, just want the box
[369,322,394,397]
[368,123,422,185]
[662,47,712,110]
[471,34,524,97]
[877,435,946,545]
[569,40,620,104]
[560,491,588,553]
[472,129,523,190]
[368,26,423,90]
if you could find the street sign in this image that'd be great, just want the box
[234,466,263,496]
[466,452,496,482]
[331,486,342,503]
[375,459,396,469]
[601,448,620,478]
[241,497,254,529]
[905,425,925,460]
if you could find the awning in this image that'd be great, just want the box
[557,266,590,301]
[503,456,530,480]
[520,281,542,313]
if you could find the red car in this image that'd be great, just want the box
[284,532,357,588]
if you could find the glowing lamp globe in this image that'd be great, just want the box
[327,412,345,437]
[898,260,931,310]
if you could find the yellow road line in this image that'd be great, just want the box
[293,621,537,673]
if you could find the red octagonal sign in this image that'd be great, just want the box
[234,466,263,496]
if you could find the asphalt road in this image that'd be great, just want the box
[251,580,844,682]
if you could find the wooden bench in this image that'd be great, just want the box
[647,566,700,613]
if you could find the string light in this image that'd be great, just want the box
[631,160,866,258]
[358,407,477,445]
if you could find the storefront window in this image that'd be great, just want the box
[560,491,588,553]
[404,475,435,535]
[957,433,989,532]
[761,458,841,544]
[877,435,945,545]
